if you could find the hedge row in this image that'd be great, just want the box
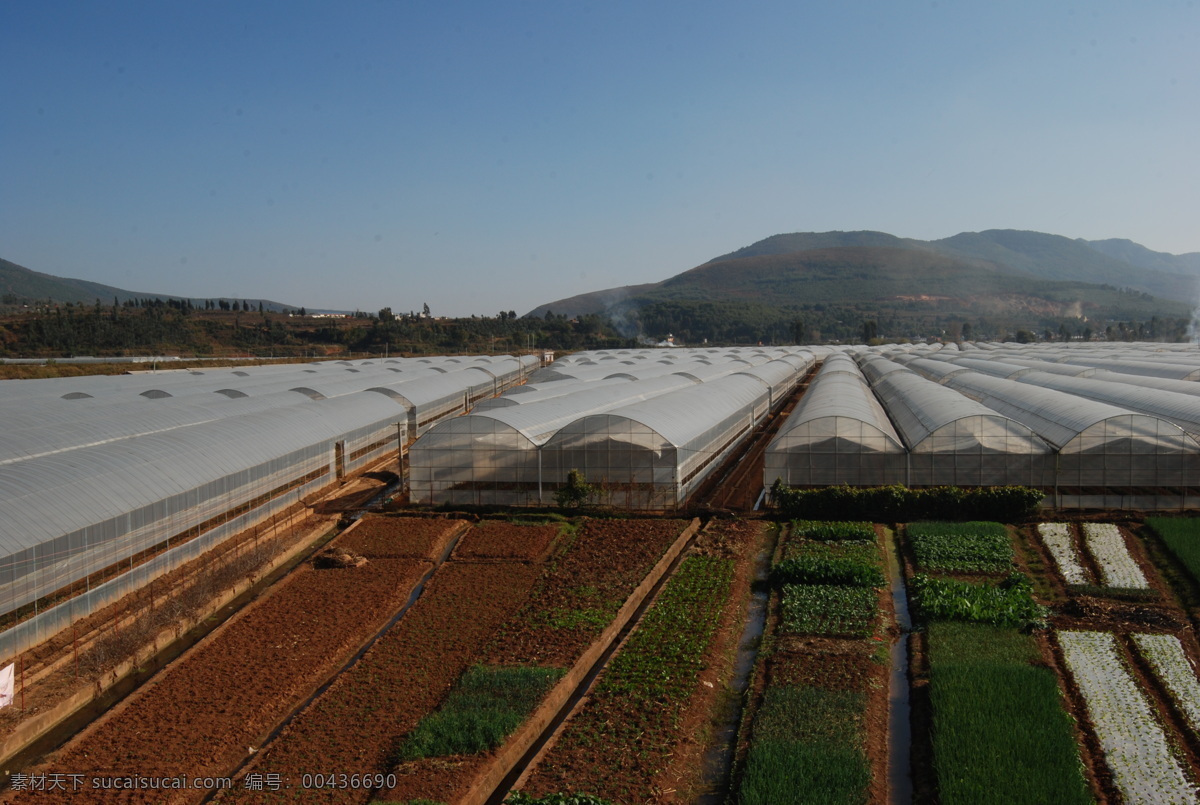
[771,483,1045,522]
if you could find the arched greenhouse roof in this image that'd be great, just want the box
[769,360,904,454]
[942,370,1198,453]
[0,391,408,556]
[872,371,1051,455]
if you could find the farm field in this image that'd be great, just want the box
[5,511,1200,804]
[5,517,465,804]
[511,520,750,803]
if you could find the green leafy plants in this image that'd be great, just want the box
[600,555,733,700]
[907,521,1013,574]
[397,665,564,761]
[780,584,878,637]
[792,520,876,542]
[519,554,735,800]
[771,555,884,588]
[909,572,1046,629]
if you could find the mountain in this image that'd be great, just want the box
[528,229,1199,316]
[0,257,300,311]
[1083,238,1200,277]
[928,230,1195,299]
[525,229,1197,342]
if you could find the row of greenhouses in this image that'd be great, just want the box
[764,343,1200,509]
[409,347,818,508]
[0,354,537,662]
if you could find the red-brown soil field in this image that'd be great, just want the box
[6,519,465,805]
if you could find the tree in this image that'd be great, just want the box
[862,320,878,343]
[790,318,805,344]
[422,302,431,317]
[554,469,594,509]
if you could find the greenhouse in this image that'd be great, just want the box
[764,356,906,488]
[867,365,1054,487]
[410,347,813,508]
[408,374,699,506]
[941,370,1200,500]
[541,373,775,508]
[0,389,409,660]
[0,353,537,662]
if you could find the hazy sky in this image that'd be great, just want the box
[3,1,1197,316]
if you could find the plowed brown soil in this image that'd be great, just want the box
[228,561,543,804]
[374,518,691,804]
[453,522,560,561]
[337,515,465,559]
[8,557,435,804]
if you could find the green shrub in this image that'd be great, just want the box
[773,484,1045,522]
[553,469,594,508]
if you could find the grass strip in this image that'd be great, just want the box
[780,584,878,637]
[927,622,1092,805]
[907,521,1013,574]
[909,573,1045,628]
[1146,517,1200,586]
[737,685,869,805]
[397,665,564,761]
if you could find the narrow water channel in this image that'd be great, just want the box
[695,523,779,804]
[882,527,913,805]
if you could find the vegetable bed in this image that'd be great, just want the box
[371,518,693,804]
[514,552,735,803]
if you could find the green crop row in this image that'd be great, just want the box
[599,554,734,701]
[1145,517,1200,587]
[792,520,877,542]
[909,573,1045,629]
[778,536,879,566]
[772,555,885,588]
[514,554,735,802]
[927,622,1092,805]
[736,685,870,805]
[396,665,564,762]
[907,521,1013,574]
[780,584,878,638]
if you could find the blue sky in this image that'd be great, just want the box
[3,1,1197,316]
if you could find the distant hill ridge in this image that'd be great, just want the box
[0,257,299,311]
[527,228,1200,320]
